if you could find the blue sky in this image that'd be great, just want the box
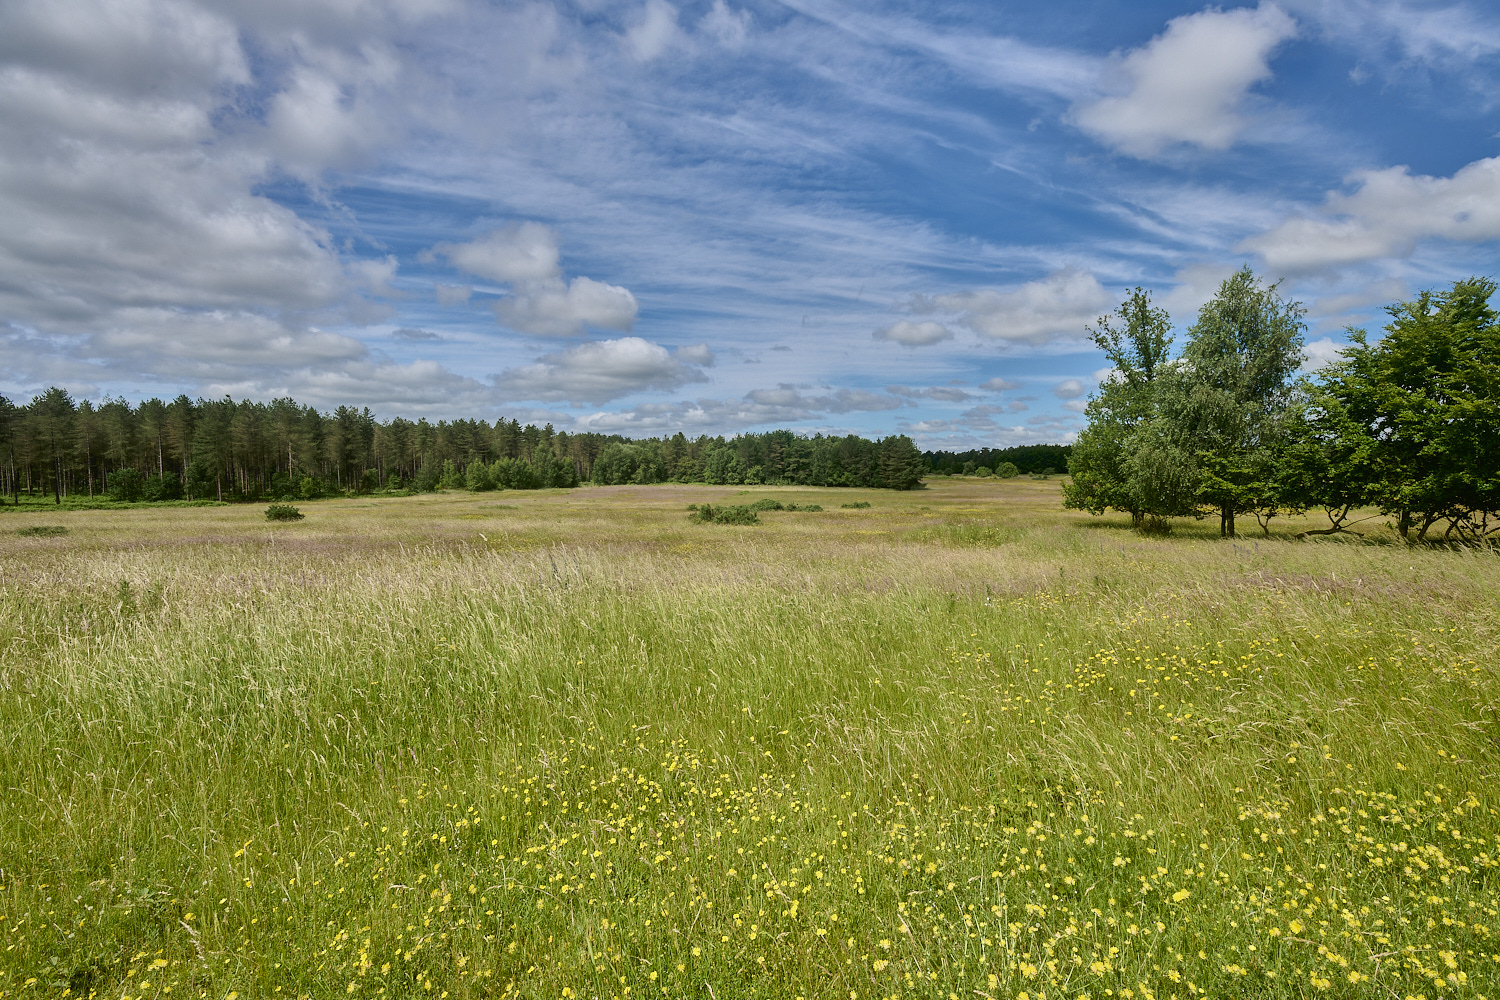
[3,0,1500,447]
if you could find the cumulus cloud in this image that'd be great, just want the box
[493,276,639,338]
[933,269,1112,346]
[1052,378,1086,399]
[873,320,953,346]
[431,223,562,284]
[0,0,455,399]
[1301,337,1349,371]
[494,336,707,404]
[1160,262,1241,319]
[1071,3,1297,158]
[979,376,1022,392]
[209,357,493,414]
[1240,156,1500,272]
[675,342,715,366]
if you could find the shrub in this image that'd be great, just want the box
[748,498,785,511]
[841,501,872,509]
[15,525,68,537]
[689,503,759,525]
[994,462,1020,478]
[265,504,305,522]
[799,504,823,512]
[142,473,183,501]
[106,468,145,502]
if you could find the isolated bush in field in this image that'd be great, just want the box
[749,498,785,511]
[265,504,304,522]
[15,525,68,537]
[798,503,822,511]
[972,465,993,477]
[994,461,1020,478]
[841,500,872,508]
[689,503,759,524]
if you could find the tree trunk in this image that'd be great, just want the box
[1220,505,1236,537]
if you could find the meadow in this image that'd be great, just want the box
[0,478,1496,1000]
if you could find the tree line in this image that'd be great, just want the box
[1064,268,1500,543]
[0,391,928,504]
[924,443,1073,477]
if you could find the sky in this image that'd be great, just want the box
[2,0,1500,448]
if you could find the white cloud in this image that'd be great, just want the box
[1070,3,1297,158]
[978,376,1022,392]
[744,386,904,414]
[495,336,706,404]
[1052,378,1085,399]
[351,255,400,297]
[887,385,971,402]
[493,276,639,338]
[699,0,751,48]
[675,342,715,366]
[434,283,472,306]
[265,65,383,176]
[433,223,561,284]
[1305,278,1407,317]
[209,357,491,414]
[1240,156,1500,272]
[1301,337,1349,371]
[1284,0,1500,74]
[1160,262,1241,319]
[625,0,686,62]
[934,269,1112,346]
[872,319,953,346]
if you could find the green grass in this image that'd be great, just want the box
[0,479,1496,1000]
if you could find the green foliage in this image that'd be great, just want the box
[105,467,145,502]
[1166,265,1306,536]
[14,524,68,537]
[297,475,325,499]
[464,460,494,492]
[689,503,760,524]
[748,498,784,510]
[993,461,1019,478]
[142,473,183,501]
[438,459,464,490]
[841,500,872,508]
[924,443,1072,476]
[1315,277,1500,542]
[1064,287,1194,528]
[264,504,304,521]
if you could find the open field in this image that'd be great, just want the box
[2,478,1497,1000]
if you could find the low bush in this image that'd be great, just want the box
[265,504,305,522]
[689,503,759,525]
[748,498,784,511]
[14,525,68,537]
[841,501,872,509]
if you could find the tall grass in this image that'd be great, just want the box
[0,480,1496,999]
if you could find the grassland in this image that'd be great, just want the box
[1,478,1497,1000]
